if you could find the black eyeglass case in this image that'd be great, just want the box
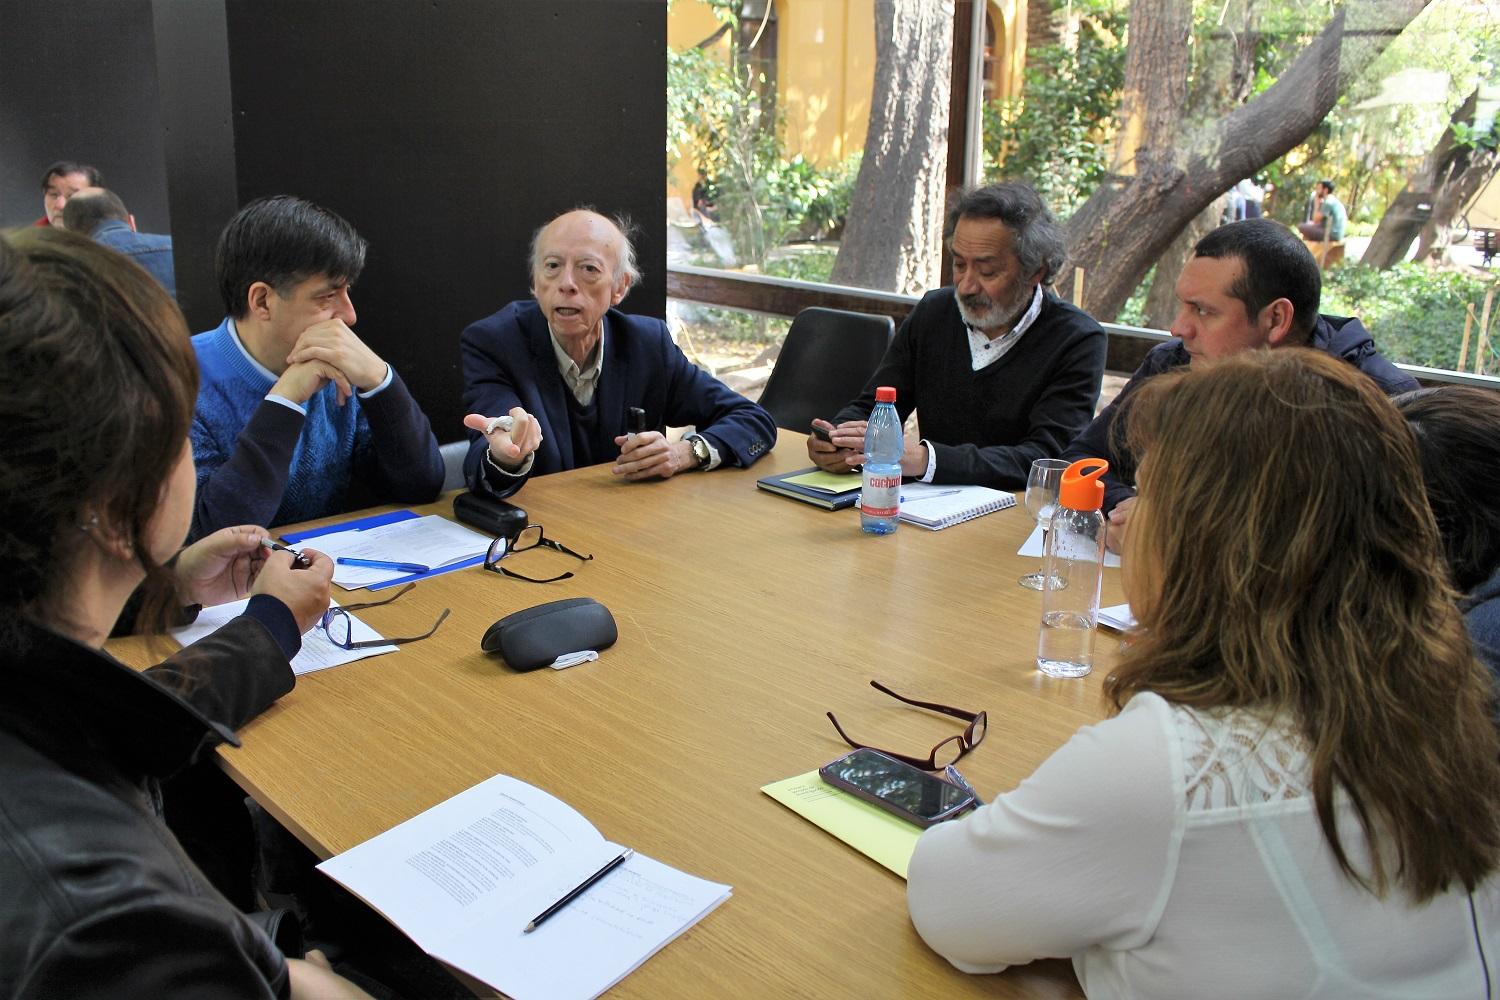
[453,491,528,540]
[481,597,618,671]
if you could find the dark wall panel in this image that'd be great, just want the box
[168,0,667,444]
[0,0,171,232]
[151,0,238,325]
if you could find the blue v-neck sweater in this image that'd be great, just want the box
[189,318,444,537]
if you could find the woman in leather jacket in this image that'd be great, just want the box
[0,228,367,999]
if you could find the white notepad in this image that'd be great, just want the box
[897,483,1017,530]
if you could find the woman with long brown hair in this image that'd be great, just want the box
[0,228,368,998]
[907,348,1500,996]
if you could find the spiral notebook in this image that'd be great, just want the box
[898,483,1016,530]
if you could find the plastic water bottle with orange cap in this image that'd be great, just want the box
[1037,457,1110,678]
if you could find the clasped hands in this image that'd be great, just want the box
[173,524,334,634]
[271,320,389,407]
[807,418,929,477]
[462,408,699,481]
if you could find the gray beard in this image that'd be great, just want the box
[957,286,1033,334]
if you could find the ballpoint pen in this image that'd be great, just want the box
[335,557,431,574]
[944,764,984,806]
[901,489,962,502]
[523,847,634,933]
[261,538,312,568]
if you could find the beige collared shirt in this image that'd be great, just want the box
[550,319,605,405]
[488,318,606,479]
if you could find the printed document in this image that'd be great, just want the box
[318,774,731,1000]
[1018,524,1122,568]
[171,599,396,675]
[302,515,491,588]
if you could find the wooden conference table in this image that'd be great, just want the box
[120,430,1126,999]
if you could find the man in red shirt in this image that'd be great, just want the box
[35,161,102,227]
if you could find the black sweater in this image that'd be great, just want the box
[835,287,1107,490]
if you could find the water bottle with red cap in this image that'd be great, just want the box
[1036,458,1110,677]
[860,385,902,535]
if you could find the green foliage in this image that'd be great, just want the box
[1272,0,1500,228]
[668,44,858,266]
[984,2,1126,218]
[1452,118,1500,154]
[1116,266,1155,328]
[1322,262,1499,370]
[763,246,839,284]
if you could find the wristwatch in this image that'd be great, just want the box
[685,433,712,469]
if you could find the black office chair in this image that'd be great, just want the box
[757,307,895,432]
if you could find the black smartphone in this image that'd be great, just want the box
[810,421,833,443]
[818,748,976,828]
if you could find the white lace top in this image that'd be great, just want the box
[906,692,1499,999]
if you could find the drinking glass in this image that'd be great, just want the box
[1019,458,1070,590]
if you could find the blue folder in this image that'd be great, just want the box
[281,509,487,591]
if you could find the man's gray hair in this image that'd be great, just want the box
[943,183,1067,286]
[528,207,642,295]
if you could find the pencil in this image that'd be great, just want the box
[523,848,634,933]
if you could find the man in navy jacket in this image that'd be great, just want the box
[1061,218,1418,552]
[462,209,775,499]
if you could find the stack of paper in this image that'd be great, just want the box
[1097,603,1137,631]
[299,515,491,588]
[171,598,396,675]
[318,774,731,1000]
[761,771,923,877]
[1017,524,1123,568]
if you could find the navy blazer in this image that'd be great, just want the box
[461,300,775,498]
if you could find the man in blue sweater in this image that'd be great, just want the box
[190,196,444,537]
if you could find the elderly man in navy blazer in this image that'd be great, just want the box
[461,209,775,499]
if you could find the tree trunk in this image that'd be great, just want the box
[1360,189,1429,268]
[830,0,953,294]
[1363,88,1488,268]
[1027,0,1062,51]
[1105,0,1192,180]
[1059,0,1428,320]
[1416,148,1499,261]
[1415,87,1500,261]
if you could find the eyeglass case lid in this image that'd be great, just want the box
[481,597,618,671]
[453,491,528,539]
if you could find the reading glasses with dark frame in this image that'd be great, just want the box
[319,583,451,650]
[827,680,987,771]
[483,524,594,584]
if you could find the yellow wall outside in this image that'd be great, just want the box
[668,3,727,204]
[668,1,1026,204]
[777,0,875,166]
[989,0,1025,107]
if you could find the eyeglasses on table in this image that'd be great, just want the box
[827,680,987,771]
[318,582,451,650]
[483,524,594,583]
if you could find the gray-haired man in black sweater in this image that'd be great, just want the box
[809,183,1106,490]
